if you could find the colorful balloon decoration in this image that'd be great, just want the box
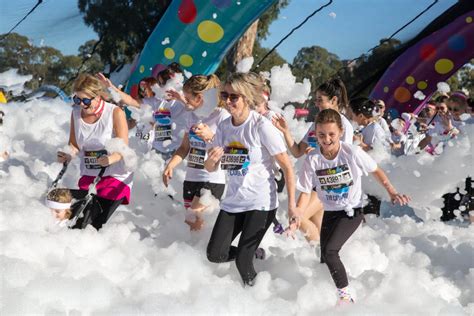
[370,11,474,115]
[126,0,277,93]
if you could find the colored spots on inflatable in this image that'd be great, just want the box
[434,58,454,74]
[417,81,428,90]
[178,0,197,24]
[394,87,411,103]
[370,11,474,114]
[197,20,224,43]
[164,47,176,59]
[179,54,193,67]
[126,0,277,93]
[448,34,466,52]
[420,44,436,60]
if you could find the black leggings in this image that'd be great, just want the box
[71,190,124,230]
[320,210,363,289]
[207,209,276,285]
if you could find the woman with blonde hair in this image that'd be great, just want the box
[163,74,230,231]
[57,73,134,230]
[204,72,296,286]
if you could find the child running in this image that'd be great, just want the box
[272,78,354,244]
[292,108,410,305]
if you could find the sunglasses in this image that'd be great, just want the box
[220,92,241,103]
[73,95,94,106]
[448,107,460,112]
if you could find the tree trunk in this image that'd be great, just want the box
[226,20,259,73]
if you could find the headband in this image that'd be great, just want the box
[45,199,71,210]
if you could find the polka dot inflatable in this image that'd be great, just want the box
[370,11,474,115]
[126,0,276,93]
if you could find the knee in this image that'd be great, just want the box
[206,244,226,263]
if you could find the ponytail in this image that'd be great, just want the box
[317,78,349,112]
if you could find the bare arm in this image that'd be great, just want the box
[272,115,308,158]
[162,134,191,187]
[371,167,410,205]
[204,147,224,172]
[274,152,297,216]
[98,107,129,166]
[58,113,79,163]
[96,72,141,108]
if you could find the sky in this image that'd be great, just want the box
[0,0,458,62]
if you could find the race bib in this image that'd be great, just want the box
[154,110,172,141]
[220,144,249,171]
[187,130,206,169]
[316,164,353,202]
[84,149,107,169]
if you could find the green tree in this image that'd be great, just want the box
[447,60,474,95]
[0,33,87,93]
[78,0,172,73]
[292,45,342,93]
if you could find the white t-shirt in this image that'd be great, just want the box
[214,111,287,213]
[297,142,377,211]
[185,108,229,184]
[303,113,353,148]
[361,121,389,148]
[142,97,190,153]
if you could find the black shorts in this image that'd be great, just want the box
[183,180,225,209]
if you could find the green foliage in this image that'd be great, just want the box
[447,60,474,95]
[0,33,103,93]
[291,45,342,94]
[257,0,290,40]
[78,0,172,73]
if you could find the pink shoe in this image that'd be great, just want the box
[336,297,355,307]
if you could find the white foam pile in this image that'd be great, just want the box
[0,68,472,315]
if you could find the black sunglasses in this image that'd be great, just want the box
[220,92,241,103]
[73,95,94,106]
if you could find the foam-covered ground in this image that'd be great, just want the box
[0,68,473,315]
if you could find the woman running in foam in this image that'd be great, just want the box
[57,74,134,230]
[272,78,354,244]
[163,74,229,231]
[204,72,296,286]
[291,108,410,305]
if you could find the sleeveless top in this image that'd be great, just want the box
[72,101,133,203]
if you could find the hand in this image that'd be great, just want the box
[162,165,173,187]
[390,192,411,205]
[272,114,290,133]
[193,123,214,142]
[353,133,363,144]
[304,146,315,155]
[97,155,114,167]
[166,89,186,104]
[207,147,224,164]
[284,216,300,239]
[439,112,453,130]
[57,151,72,163]
[96,73,113,88]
